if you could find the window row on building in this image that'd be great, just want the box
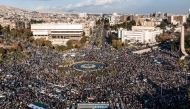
[51,31,82,33]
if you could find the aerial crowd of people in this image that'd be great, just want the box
[0,35,190,109]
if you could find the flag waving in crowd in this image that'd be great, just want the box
[28,102,47,109]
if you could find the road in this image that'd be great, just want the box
[101,24,107,50]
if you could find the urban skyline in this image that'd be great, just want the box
[0,0,190,14]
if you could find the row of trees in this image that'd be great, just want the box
[96,18,104,26]
[0,24,89,52]
[10,28,32,40]
[95,27,102,47]
[157,21,169,30]
[184,18,190,29]
[0,24,3,34]
[109,33,128,50]
[0,41,28,61]
[30,19,45,24]
[110,20,136,31]
[80,32,88,44]
[55,32,88,51]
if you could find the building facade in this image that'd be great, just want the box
[120,15,128,22]
[31,23,83,45]
[168,15,187,24]
[118,27,162,43]
[109,16,116,26]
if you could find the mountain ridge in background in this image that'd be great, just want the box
[0,5,80,14]
[0,5,23,11]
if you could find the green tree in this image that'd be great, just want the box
[80,36,87,44]
[0,47,6,55]
[110,34,118,41]
[2,25,10,35]
[123,41,129,48]
[66,40,73,49]
[177,59,187,69]
[44,40,52,48]
[34,39,43,46]
[188,88,190,101]
[112,40,117,48]
[0,24,3,34]
[90,28,92,35]
[82,31,86,36]
[158,22,167,29]
[184,18,190,29]
[74,45,79,48]
[116,40,122,50]
[95,39,101,47]
[96,19,101,25]
[185,34,190,51]
[57,45,67,51]
[30,19,45,24]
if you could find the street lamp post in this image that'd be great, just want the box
[161,83,163,96]
[171,38,173,52]
[184,66,188,86]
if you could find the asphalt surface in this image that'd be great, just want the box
[101,25,107,50]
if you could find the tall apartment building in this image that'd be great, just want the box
[31,23,83,45]
[120,15,130,22]
[127,15,145,25]
[109,16,116,26]
[168,15,187,24]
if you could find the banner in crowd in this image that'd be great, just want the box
[28,102,47,109]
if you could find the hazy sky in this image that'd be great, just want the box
[1,0,190,14]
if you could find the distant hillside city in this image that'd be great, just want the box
[0,5,190,46]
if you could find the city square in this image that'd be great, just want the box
[0,1,190,109]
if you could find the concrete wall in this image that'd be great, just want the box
[132,26,155,31]
[31,23,83,30]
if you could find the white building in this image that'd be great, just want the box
[113,13,118,16]
[31,23,83,45]
[79,13,87,18]
[109,16,116,26]
[118,26,162,43]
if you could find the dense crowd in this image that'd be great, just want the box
[0,35,190,109]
